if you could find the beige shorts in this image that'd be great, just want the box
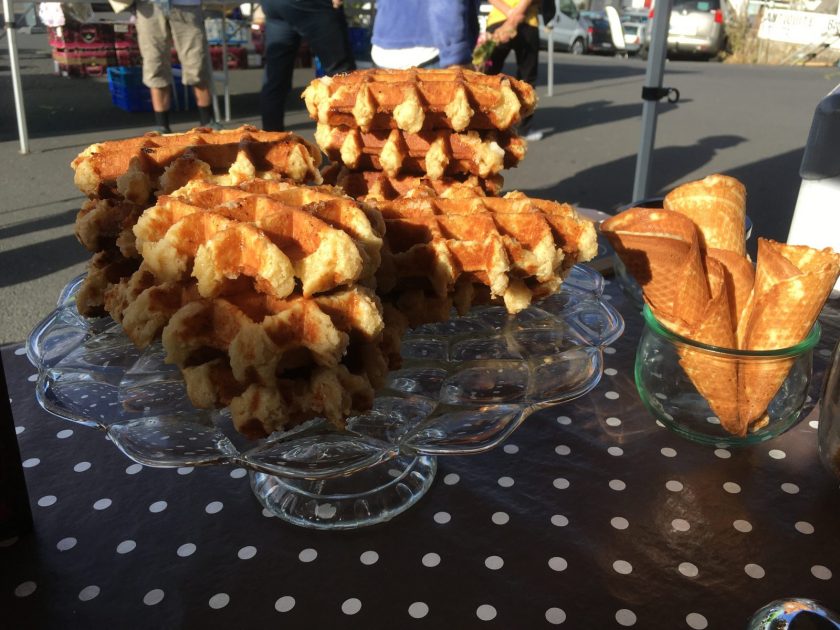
[136,1,210,88]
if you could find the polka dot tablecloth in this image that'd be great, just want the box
[3,283,840,629]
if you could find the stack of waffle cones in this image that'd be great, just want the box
[602,174,840,436]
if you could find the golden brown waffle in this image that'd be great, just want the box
[72,126,323,201]
[372,193,598,312]
[320,164,503,201]
[302,68,536,133]
[76,250,141,317]
[314,124,526,179]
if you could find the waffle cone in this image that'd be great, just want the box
[664,174,747,256]
[737,239,840,426]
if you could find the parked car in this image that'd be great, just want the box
[538,0,589,55]
[622,21,644,55]
[641,0,728,60]
[579,10,617,54]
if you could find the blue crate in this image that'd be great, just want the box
[107,66,152,112]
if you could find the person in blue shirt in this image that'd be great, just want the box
[371,0,481,69]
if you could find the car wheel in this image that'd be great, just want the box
[570,38,585,55]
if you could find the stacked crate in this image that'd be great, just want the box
[49,23,116,78]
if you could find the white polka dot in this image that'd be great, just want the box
[606,417,621,427]
[661,447,677,458]
[672,519,690,532]
[605,368,618,376]
[205,501,223,514]
[706,416,720,425]
[811,565,832,580]
[611,517,629,530]
[485,555,504,570]
[733,519,753,533]
[795,521,814,535]
[14,346,26,355]
[608,446,624,456]
[79,585,100,601]
[745,563,765,579]
[491,512,509,525]
[769,449,786,460]
[38,495,57,507]
[124,463,142,475]
[665,480,684,492]
[275,596,295,613]
[679,562,699,577]
[116,540,136,554]
[177,543,196,557]
[56,429,73,439]
[553,478,570,490]
[149,501,167,513]
[408,602,429,619]
[229,468,247,479]
[261,508,274,518]
[604,346,617,354]
[613,560,633,574]
[548,557,568,572]
[497,476,514,488]
[605,390,620,400]
[434,511,451,524]
[809,419,819,430]
[551,514,569,527]
[238,546,257,560]
[14,581,37,597]
[74,461,91,472]
[609,479,626,491]
[22,458,39,468]
[555,444,571,456]
[57,537,77,551]
[714,448,731,459]
[723,482,741,494]
[546,607,567,624]
[27,374,38,383]
[360,551,379,565]
[476,605,497,621]
[616,609,637,626]
[781,482,800,494]
[503,444,519,454]
[143,589,165,606]
[686,612,708,629]
[15,426,24,435]
[341,598,362,615]
[93,498,111,510]
[177,467,193,475]
[209,593,229,609]
[443,473,460,485]
[556,415,572,425]
[422,552,441,567]
[298,548,317,563]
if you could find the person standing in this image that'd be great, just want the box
[370,0,481,69]
[486,0,543,140]
[260,0,356,131]
[135,0,221,133]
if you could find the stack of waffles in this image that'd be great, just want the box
[303,68,535,201]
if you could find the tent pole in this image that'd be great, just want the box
[3,0,30,154]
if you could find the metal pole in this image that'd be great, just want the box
[3,0,30,154]
[632,0,673,202]
[547,26,554,97]
[220,9,230,121]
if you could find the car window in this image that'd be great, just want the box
[559,0,578,19]
[673,0,721,11]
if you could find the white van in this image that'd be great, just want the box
[540,0,590,55]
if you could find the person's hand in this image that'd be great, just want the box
[332,0,343,7]
[494,27,516,43]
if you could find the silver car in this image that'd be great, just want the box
[539,0,590,55]
[642,0,727,60]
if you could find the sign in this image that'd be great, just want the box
[758,8,840,45]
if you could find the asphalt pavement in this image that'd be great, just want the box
[2,31,838,345]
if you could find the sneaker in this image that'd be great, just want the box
[202,120,224,131]
[523,130,545,142]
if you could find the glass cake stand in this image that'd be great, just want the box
[27,265,624,530]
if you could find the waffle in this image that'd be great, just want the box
[302,68,536,133]
[72,126,323,200]
[320,164,503,201]
[133,184,382,298]
[372,193,597,312]
[314,124,526,179]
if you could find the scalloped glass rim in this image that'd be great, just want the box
[27,265,623,478]
[642,305,820,358]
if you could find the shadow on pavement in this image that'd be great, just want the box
[0,234,87,287]
[529,98,682,139]
[0,208,77,240]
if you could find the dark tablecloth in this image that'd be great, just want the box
[3,280,840,630]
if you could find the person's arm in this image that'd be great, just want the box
[491,0,535,42]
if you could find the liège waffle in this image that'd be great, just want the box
[303,68,536,133]
[314,124,526,179]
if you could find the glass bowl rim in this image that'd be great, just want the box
[641,304,821,358]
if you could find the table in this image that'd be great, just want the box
[3,281,840,629]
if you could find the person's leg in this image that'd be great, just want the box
[486,22,512,76]
[511,24,540,137]
[169,5,217,127]
[135,0,174,131]
[285,0,355,76]
[261,0,300,131]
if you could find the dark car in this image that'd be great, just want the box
[642,0,728,60]
[580,10,615,54]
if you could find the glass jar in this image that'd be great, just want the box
[818,339,840,480]
[635,306,820,447]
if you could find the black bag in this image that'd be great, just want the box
[542,0,557,23]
